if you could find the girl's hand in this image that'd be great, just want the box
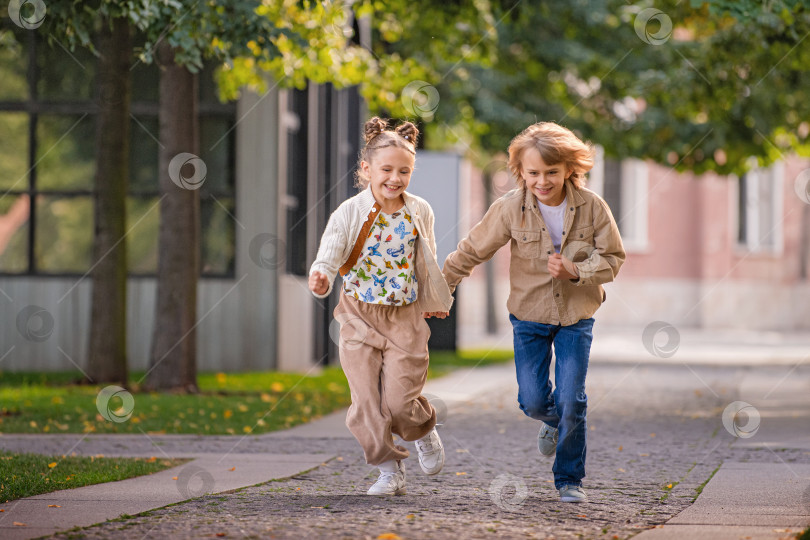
[309,271,329,295]
[548,253,579,280]
[423,311,449,319]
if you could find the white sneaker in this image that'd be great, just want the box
[367,461,406,495]
[415,427,445,475]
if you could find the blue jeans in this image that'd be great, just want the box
[509,314,594,489]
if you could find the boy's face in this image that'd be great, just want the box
[363,146,415,206]
[521,147,568,207]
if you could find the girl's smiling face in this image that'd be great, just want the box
[363,146,415,206]
[521,146,569,206]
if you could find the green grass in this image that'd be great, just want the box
[798,526,810,540]
[0,450,185,503]
[0,349,512,436]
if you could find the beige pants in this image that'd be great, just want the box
[335,293,437,465]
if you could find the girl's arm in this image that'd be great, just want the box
[442,198,511,293]
[570,198,626,286]
[309,208,350,298]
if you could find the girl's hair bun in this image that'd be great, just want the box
[395,121,419,144]
[363,117,388,143]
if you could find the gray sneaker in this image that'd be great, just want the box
[537,422,558,456]
[559,484,587,503]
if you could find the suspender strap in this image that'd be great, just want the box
[338,204,381,276]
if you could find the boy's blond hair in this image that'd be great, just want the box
[507,122,595,190]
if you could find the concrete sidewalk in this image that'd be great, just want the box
[635,462,810,540]
[0,453,332,540]
[461,325,810,366]
[0,365,513,540]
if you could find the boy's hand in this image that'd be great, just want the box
[423,311,449,319]
[548,253,579,280]
[308,271,329,295]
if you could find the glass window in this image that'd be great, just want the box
[0,112,29,191]
[36,114,95,191]
[34,195,93,273]
[201,197,235,275]
[126,196,160,274]
[0,28,28,101]
[35,35,95,101]
[0,194,30,273]
[200,116,235,196]
[0,29,236,277]
[129,115,160,194]
[737,163,783,252]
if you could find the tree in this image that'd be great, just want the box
[39,1,157,385]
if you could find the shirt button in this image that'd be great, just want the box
[547,250,551,254]
[562,231,565,235]
[542,228,546,231]
[570,207,574,211]
[523,236,527,241]
[555,293,560,297]
[580,233,584,238]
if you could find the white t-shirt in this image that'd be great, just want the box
[537,196,567,253]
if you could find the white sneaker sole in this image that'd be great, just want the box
[367,486,406,496]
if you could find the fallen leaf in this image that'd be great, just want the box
[216,533,226,538]
[224,410,233,419]
[0,509,4,512]
[228,467,236,472]
[577,514,587,518]
[48,462,57,468]
[639,453,649,457]
[172,477,178,480]
[649,433,656,438]
[270,382,284,392]
[48,505,61,508]
[618,446,623,451]
[456,449,469,453]
[13,522,26,526]
[146,456,157,463]
[311,506,324,509]
[618,468,626,472]
[377,534,401,540]
[406,514,415,519]
[666,484,673,489]
[455,472,467,476]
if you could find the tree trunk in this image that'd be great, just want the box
[86,17,131,385]
[145,42,199,392]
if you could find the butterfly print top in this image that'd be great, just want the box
[342,209,418,305]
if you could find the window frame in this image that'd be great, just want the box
[0,31,237,278]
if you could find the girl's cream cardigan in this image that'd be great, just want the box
[310,187,454,313]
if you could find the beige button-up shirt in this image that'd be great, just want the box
[442,181,625,325]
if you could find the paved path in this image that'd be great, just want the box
[1,360,806,539]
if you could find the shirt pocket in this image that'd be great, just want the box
[511,229,543,258]
[571,225,595,242]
